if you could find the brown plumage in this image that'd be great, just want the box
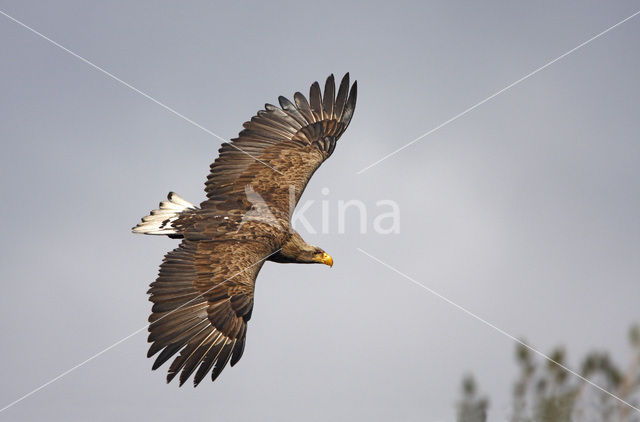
[133,74,357,386]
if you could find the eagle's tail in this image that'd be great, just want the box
[132,192,196,237]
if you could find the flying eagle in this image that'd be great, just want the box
[133,74,357,386]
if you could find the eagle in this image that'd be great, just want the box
[132,74,357,386]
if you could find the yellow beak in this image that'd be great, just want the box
[314,252,333,267]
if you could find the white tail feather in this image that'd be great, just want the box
[132,192,195,235]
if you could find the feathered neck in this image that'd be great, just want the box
[269,232,319,264]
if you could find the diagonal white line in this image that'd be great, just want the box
[0,248,281,414]
[0,327,146,414]
[357,9,640,175]
[0,9,283,175]
[357,247,640,414]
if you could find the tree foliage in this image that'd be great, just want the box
[457,325,640,422]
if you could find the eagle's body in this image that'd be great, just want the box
[133,74,357,386]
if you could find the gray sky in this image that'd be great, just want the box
[1,1,639,421]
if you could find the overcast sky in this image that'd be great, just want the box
[1,1,639,421]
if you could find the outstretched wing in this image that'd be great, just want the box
[202,73,357,216]
[147,239,272,386]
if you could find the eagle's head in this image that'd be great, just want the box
[273,232,333,267]
[291,243,333,267]
[310,248,334,267]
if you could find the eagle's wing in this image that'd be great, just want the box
[202,73,357,215]
[147,239,272,386]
